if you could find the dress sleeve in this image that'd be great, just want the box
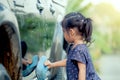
[70,50,86,64]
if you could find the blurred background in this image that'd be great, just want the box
[1,0,120,80]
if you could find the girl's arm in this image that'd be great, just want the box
[78,62,86,80]
[45,59,66,68]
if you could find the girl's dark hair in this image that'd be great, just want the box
[61,12,92,43]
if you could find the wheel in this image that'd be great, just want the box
[0,3,22,80]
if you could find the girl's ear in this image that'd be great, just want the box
[69,29,75,36]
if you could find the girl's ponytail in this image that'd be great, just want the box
[83,18,92,43]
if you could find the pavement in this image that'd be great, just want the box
[99,54,120,80]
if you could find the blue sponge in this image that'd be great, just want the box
[22,55,39,77]
[36,56,48,80]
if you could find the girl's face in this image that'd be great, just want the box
[62,28,73,43]
[63,27,83,44]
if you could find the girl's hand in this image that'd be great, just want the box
[26,59,32,64]
[44,60,53,69]
[22,58,32,65]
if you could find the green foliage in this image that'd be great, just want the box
[112,29,120,51]
[66,0,92,15]
[92,28,112,54]
[90,3,120,53]
[16,14,56,53]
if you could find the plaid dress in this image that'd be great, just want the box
[66,44,101,80]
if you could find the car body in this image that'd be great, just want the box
[0,0,67,80]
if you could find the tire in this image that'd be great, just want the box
[0,3,22,80]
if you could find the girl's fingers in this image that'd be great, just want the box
[27,60,32,64]
[44,60,50,66]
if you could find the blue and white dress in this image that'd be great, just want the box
[66,44,101,80]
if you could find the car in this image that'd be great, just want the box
[0,0,67,80]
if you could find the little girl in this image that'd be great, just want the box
[45,12,101,80]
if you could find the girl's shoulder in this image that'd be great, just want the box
[74,44,88,52]
[73,44,90,58]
